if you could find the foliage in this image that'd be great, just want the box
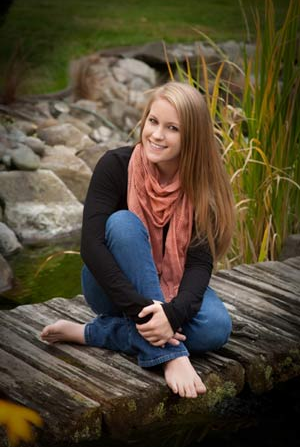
[167,0,300,266]
[0,400,43,446]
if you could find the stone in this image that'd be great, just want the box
[13,120,37,136]
[77,144,109,171]
[24,136,46,156]
[53,101,70,115]
[37,123,91,150]
[116,58,156,85]
[0,124,7,134]
[0,143,7,159]
[0,170,83,244]
[279,234,300,261]
[128,77,151,92]
[0,222,22,256]
[2,153,12,168]
[0,253,13,294]
[40,146,92,203]
[7,128,27,144]
[57,113,92,135]
[11,145,40,170]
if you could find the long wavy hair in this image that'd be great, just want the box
[139,81,236,261]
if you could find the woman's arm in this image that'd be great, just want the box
[136,242,213,345]
[80,147,153,323]
[162,243,213,332]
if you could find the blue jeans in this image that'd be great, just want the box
[82,210,232,368]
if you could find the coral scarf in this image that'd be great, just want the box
[127,143,193,302]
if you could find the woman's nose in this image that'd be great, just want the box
[152,126,164,140]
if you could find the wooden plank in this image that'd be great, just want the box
[215,268,300,314]
[210,276,300,334]
[227,264,300,297]
[283,256,300,270]
[255,260,300,285]
[0,303,245,438]
[0,348,102,446]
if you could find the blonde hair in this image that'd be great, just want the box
[139,81,236,261]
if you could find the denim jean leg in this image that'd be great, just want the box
[81,264,121,316]
[182,286,232,353]
[82,210,189,367]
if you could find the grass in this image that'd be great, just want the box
[0,0,290,94]
[171,0,300,265]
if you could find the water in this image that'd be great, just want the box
[0,237,83,309]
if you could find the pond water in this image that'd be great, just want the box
[0,237,83,309]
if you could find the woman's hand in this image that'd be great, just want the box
[136,301,186,347]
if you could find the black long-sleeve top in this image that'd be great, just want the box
[80,146,213,333]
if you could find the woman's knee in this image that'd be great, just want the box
[105,210,148,246]
[185,292,232,352]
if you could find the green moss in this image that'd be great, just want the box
[151,402,166,420]
[265,365,273,383]
[206,381,236,409]
[127,399,137,412]
[71,413,102,442]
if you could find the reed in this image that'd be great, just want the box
[168,0,300,266]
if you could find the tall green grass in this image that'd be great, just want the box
[168,0,300,266]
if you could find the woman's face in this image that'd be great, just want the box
[142,98,181,180]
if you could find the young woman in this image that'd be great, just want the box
[41,81,236,399]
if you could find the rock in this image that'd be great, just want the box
[116,58,156,85]
[24,136,46,156]
[90,125,113,143]
[0,170,83,244]
[37,123,93,150]
[10,145,40,170]
[2,153,12,168]
[52,101,70,115]
[0,222,22,256]
[13,120,37,136]
[7,128,27,147]
[40,146,92,203]
[78,141,129,171]
[279,234,300,261]
[108,101,139,131]
[57,113,92,134]
[37,118,59,129]
[0,124,7,134]
[0,143,7,159]
[128,77,152,92]
[128,90,148,111]
[77,144,109,171]
[0,253,13,294]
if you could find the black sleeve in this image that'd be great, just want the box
[161,242,213,332]
[80,147,153,323]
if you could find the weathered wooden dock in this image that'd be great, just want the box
[0,257,300,446]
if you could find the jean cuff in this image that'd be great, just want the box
[138,350,189,368]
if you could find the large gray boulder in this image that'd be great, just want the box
[37,123,94,150]
[0,170,83,244]
[40,146,92,203]
[0,222,22,256]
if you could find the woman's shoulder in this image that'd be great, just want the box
[101,145,134,165]
[92,145,134,177]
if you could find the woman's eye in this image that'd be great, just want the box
[169,125,179,131]
[148,117,157,124]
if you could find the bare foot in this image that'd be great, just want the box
[40,319,86,344]
[164,356,206,398]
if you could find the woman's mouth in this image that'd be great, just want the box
[149,140,167,150]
